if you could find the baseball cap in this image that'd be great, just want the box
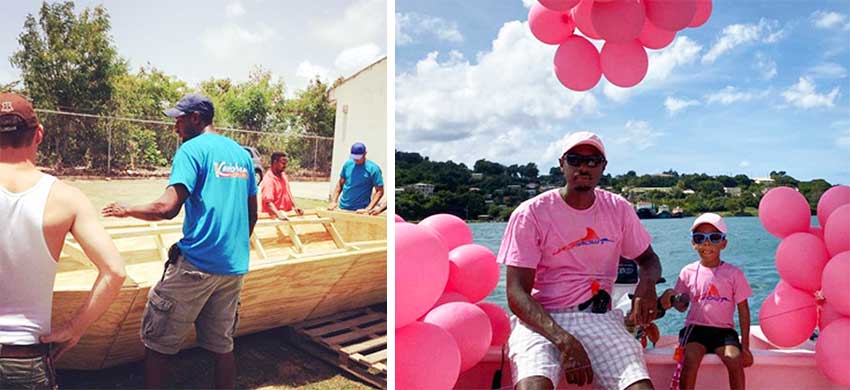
[691,213,727,233]
[0,93,39,133]
[164,93,214,119]
[350,142,366,160]
[561,131,606,158]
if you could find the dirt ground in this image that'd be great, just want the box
[55,178,379,389]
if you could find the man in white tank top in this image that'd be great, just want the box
[0,92,127,389]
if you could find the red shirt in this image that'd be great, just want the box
[260,170,294,214]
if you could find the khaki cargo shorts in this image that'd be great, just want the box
[0,355,57,390]
[141,254,244,355]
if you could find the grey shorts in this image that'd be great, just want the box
[141,255,244,355]
[0,355,57,390]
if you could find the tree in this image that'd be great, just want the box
[11,1,127,167]
[284,77,335,137]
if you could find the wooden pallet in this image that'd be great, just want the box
[288,306,387,388]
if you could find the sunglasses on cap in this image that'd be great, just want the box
[692,232,726,244]
[563,153,606,168]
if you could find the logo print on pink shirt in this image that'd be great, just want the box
[553,227,614,255]
[695,284,730,303]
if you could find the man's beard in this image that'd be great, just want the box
[573,185,593,192]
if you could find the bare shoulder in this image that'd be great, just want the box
[49,180,90,209]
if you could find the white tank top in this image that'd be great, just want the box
[0,174,58,345]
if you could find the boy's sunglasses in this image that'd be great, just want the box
[692,232,726,244]
[563,153,606,168]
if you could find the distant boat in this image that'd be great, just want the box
[636,201,656,219]
[672,207,684,218]
[656,205,672,219]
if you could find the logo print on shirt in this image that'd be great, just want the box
[694,284,730,303]
[553,228,615,255]
[214,161,249,179]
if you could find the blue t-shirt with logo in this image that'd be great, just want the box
[339,159,383,211]
[168,133,257,275]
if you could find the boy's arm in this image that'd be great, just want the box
[738,300,750,350]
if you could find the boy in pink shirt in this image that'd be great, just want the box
[673,213,753,390]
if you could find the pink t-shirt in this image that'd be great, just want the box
[496,189,651,310]
[674,261,752,329]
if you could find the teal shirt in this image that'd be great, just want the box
[339,159,383,211]
[168,133,257,275]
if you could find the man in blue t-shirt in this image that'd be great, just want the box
[329,142,384,211]
[102,93,257,389]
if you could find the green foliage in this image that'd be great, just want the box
[284,78,336,137]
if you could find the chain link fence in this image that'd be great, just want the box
[33,109,334,178]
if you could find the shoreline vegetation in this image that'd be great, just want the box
[396,151,832,222]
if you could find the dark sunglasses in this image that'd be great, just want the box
[563,153,606,168]
[692,232,726,244]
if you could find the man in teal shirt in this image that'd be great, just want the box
[102,93,257,389]
[329,142,384,211]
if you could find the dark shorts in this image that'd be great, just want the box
[0,355,57,390]
[679,325,742,352]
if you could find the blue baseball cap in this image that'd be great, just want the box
[164,93,215,119]
[350,142,366,160]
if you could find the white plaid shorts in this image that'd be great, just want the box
[507,309,650,390]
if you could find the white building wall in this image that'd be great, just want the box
[327,57,387,199]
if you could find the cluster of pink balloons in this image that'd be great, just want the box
[528,0,712,91]
[395,214,510,389]
[757,185,850,386]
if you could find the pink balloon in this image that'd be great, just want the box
[528,3,576,45]
[810,226,825,241]
[638,17,676,49]
[815,319,850,386]
[571,0,602,39]
[554,35,602,91]
[395,214,405,222]
[424,302,493,372]
[824,204,850,256]
[600,40,648,88]
[758,187,812,239]
[477,302,512,347]
[645,0,698,32]
[819,303,845,331]
[419,214,473,251]
[448,244,500,302]
[775,232,830,292]
[539,0,581,12]
[418,291,470,321]
[759,288,817,347]
[591,0,645,43]
[688,0,712,28]
[817,185,850,228]
[822,251,850,316]
[396,223,450,328]
[396,322,462,390]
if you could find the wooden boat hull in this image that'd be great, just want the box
[52,210,387,370]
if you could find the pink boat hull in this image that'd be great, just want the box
[456,326,848,389]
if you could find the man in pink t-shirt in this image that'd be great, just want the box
[497,131,662,390]
[673,213,752,390]
[259,152,303,220]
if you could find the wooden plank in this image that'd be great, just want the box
[298,308,372,329]
[323,221,350,250]
[324,322,386,345]
[305,312,385,337]
[362,349,387,364]
[340,335,387,355]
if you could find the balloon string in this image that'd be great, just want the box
[758,304,819,322]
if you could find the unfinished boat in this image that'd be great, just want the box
[52,210,387,370]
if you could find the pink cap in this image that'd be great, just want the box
[561,131,606,158]
[691,213,727,233]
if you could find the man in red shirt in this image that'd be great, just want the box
[260,152,303,220]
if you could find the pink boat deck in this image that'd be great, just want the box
[456,326,848,389]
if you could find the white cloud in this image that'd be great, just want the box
[225,1,246,17]
[396,21,600,167]
[314,0,386,47]
[611,120,663,153]
[754,52,777,80]
[811,10,849,30]
[705,86,765,104]
[201,23,276,60]
[665,97,699,115]
[602,36,703,102]
[521,0,536,8]
[295,60,329,80]
[782,77,840,109]
[702,19,784,64]
[334,43,383,75]
[397,12,464,46]
[808,62,848,79]
[739,161,751,168]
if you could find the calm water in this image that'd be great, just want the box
[474,216,801,335]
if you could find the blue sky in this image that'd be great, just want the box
[1,0,386,94]
[396,0,850,184]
